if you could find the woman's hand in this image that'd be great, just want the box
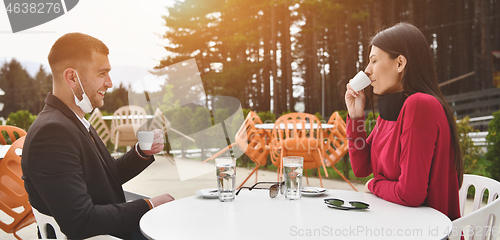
[364,178,374,193]
[345,82,366,120]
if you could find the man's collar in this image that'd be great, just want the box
[45,93,91,132]
[71,109,91,131]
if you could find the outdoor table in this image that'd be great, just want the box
[0,145,10,158]
[140,189,452,240]
[101,115,154,120]
[255,123,334,130]
[0,145,13,159]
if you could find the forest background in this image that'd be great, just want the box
[1,0,499,117]
[1,0,499,181]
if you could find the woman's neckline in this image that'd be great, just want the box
[378,91,409,121]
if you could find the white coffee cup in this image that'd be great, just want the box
[137,131,154,150]
[350,71,372,92]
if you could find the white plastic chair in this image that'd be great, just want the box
[88,108,111,144]
[449,174,500,240]
[110,105,148,153]
[31,190,148,239]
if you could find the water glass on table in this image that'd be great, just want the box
[283,156,303,200]
[215,157,236,202]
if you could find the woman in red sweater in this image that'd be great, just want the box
[345,23,463,220]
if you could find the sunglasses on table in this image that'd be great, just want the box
[324,198,369,210]
[236,181,285,198]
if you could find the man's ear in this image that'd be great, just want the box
[397,55,407,72]
[63,68,77,88]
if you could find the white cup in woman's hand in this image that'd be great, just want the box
[350,71,371,92]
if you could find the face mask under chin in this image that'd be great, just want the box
[72,71,94,113]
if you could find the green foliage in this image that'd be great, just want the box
[191,107,212,159]
[0,59,40,117]
[169,107,194,156]
[6,110,36,131]
[280,110,294,118]
[242,109,251,119]
[257,111,276,123]
[101,83,129,113]
[458,117,489,176]
[313,112,323,121]
[365,112,379,137]
[160,84,180,112]
[486,111,500,181]
[34,65,52,112]
[230,109,245,137]
[337,110,348,122]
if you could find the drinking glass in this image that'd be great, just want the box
[283,156,303,200]
[215,157,236,202]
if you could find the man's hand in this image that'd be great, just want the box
[150,193,175,208]
[142,129,164,156]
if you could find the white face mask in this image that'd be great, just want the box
[71,70,94,113]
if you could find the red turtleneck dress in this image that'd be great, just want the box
[347,92,461,220]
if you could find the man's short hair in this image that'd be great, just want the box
[48,32,109,72]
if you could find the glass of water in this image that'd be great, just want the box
[215,157,236,202]
[283,156,303,200]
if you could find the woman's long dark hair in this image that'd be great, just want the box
[369,23,464,187]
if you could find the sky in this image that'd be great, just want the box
[0,0,176,91]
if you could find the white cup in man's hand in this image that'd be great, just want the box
[350,71,371,92]
[138,131,155,150]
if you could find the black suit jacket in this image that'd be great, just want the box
[22,93,154,239]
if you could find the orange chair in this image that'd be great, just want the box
[110,105,148,153]
[0,136,36,239]
[202,111,270,189]
[0,126,27,145]
[270,113,328,187]
[324,112,357,191]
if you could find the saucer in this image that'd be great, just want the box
[301,187,328,197]
[195,188,219,199]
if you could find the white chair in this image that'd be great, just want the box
[449,174,500,240]
[110,105,148,153]
[31,190,148,239]
[88,108,111,144]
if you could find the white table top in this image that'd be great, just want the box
[101,115,154,120]
[140,189,452,240]
[255,123,334,130]
[0,145,11,158]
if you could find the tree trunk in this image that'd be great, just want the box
[479,0,492,89]
[282,0,293,112]
[262,6,271,112]
[408,0,415,25]
[474,0,493,90]
[309,14,320,114]
[271,0,279,114]
[336,17,348,113]
[372,0,383,32]
[452,0,469,94]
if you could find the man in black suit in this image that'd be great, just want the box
[21,33,174,239]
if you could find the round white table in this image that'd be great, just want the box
[255,123,334,130]
[0,145,11,159]
[140,189,452,240]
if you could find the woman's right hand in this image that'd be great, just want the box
[345,82,366,120]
